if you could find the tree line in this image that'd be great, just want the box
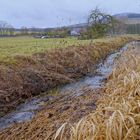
[0,8,140,38]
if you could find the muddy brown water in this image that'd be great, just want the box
[0,41,139,130]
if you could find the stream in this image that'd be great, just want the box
[0,41,138,130]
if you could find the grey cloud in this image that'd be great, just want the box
[0,0,139,28]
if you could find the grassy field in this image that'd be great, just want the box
[0,35,137,63]
[0,37,92,62]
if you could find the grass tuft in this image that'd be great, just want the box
[54,44,140,140]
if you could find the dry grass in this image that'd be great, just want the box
[0,37,140,140]
[0,35,138,117]
[54,45,140,140]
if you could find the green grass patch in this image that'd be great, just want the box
[0,37,92,62]
[0,35,138,64]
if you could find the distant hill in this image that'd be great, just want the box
[67,23,88,28]
[114,13,140,19]
[114,13,140,24]
[13,13,140,34]
[68,13,140,29]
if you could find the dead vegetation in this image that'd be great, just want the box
[54,45,140,140]
[0,35,139,117]
[0,36,140,140]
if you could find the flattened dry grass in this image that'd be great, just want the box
[54,46,140,140]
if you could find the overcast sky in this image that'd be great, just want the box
[0,0,140,28]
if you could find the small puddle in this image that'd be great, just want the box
[0,97,53,130]
[0,41,139,130]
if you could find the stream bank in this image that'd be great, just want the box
[0,36,137,117]
[0,41,139,131]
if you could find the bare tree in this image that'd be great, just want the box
[0,21,14,36]
[87,8,116,38]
